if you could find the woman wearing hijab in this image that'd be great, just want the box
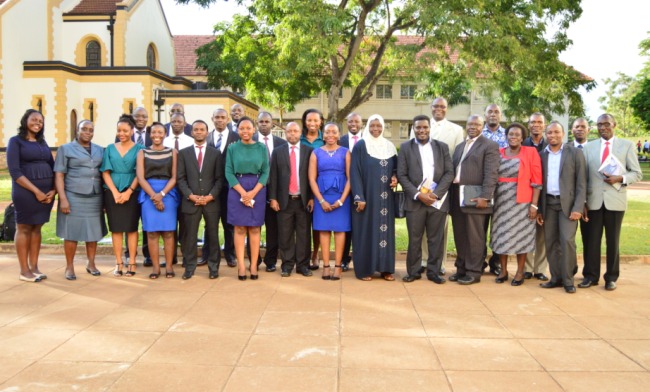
[350,114,398,281]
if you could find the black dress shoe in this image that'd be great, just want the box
[564,285,576,293]
[266,265,277,272]
[533,273,549,281]
[197,259,208,266]
[226,260,237,268]
[182,271,193,280]
[511,277,524,286]
[540,281,563,289]
[209,271,219,279]
[402,275,421,283]
[143,258,153,267]
[495,273,509,284]
[578,279,598,288]
[458,275,480,285]
[427,275,446,284]
[605,281,617,291]
[341,263,350,272]
[250,274,259,280]
[281,270,291,277]
[523,272,533,279]
[448,273,464,282]
[298,268,313,277]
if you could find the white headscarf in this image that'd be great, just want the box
[361,114,398,159]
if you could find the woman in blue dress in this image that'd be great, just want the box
[308,122,351,280]
[7,109,55,282]
[350,114,398,281]
[100,115,144,277]
[136,122,179,279]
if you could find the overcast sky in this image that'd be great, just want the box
[161,0,650,121]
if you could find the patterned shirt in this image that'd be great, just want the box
[482,125,507,148]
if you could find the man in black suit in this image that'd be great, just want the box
[164,103,192,136]
[449,115,500,285]
[338,112,363,271]
[228,103,244,133]
[398,115,454,284]
[523,112,549,281]
[176,120,224,280]
[269,122,314,277]
[537,122,586,293]
[202,108,240,267]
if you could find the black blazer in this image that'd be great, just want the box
[539,144,587,217]
[397,139,454,212]
[451,135,500,214]
[163,122,193,137]
[268,143,313,210]
[176,145,224,214]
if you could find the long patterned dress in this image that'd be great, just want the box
[490,157,536,254]
[350,140,397,278]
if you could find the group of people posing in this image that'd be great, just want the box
[7,99,642,293]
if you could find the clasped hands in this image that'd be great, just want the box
[240,191,257,208]
[189,194,214,206]
[36,190,56,205]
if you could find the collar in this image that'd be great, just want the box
[601,137,614,143]
[544,144,564,154]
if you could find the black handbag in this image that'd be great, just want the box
[394,190,406,219]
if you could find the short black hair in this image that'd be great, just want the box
[413,114,430,125]
[117,114,136,129]
[192,119,209,130]
[237,116,255,129]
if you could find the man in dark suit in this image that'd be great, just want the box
[523,112,549,281]
[580,113,642,291]
[449,115,500,285]
[537,122,587,293]
[176,120,224,280]
[338,112,363,271]
[255,111,287,272]
[269,122,314,277]
[398,115,454,284]
[202,108,240,267]
[228,103,244,133]
[163,103,192,136]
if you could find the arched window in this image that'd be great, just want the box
[86,40,101,68]
[70,110,78,141]
[146,44,156,69]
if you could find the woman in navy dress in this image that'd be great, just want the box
[7,109,55,282]
[308,123,351,280]
[136,122,179,279]
[350,114,398,281]
[225,117,270,281]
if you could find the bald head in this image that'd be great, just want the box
[431,97,449,122]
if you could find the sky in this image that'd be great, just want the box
[160,0,650,121]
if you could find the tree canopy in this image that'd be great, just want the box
[183,0,593,122]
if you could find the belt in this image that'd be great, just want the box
[498,177,518,183]
[546,194,560,199]
[289,195,301,200]
[235,173,260,178]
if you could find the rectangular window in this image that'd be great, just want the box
[400,85,416,99]
[399,122,411,139]
[376,84,392,99]
[383,121,392,138]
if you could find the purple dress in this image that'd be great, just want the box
[6,136,54,225]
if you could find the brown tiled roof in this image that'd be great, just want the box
[173,35,215,76]
[64,0,119,15]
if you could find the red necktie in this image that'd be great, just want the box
[197,145,203,171]
[601,141,610,163]
[289,146,298,194]
[352,135,358,148]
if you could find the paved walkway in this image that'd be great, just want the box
[1,255,650,391]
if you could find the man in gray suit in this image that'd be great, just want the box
[579,114,642,291]
[449,115,500,285]
[537,122,586,293]
[398,115,454,284]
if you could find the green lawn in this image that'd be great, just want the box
[1,175,648,255]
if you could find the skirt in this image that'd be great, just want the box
[56,191,107,242]
[104,188,140,232]
[138,179,180,232]
[227,174,266,227]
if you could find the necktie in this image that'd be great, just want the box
[289,146,298,194]
[197,145,203,171]
[264,136,271,160]
[174,136,179,151]
[136,131,144,145]
[601,141,610,163]
[215,133,223,151]
[578,144,583,149]
[352,135,358,150]
[460,138,475,162]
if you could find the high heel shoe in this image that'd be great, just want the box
[113,262,123,277]
[238,275,247,281]
[322,265,331,280]
[250,274,258,280]
[19,274,41,283]
[495,272,509,284]
[331,265,342,281]
[125,263,136,277]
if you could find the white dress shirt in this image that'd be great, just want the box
[212,128,230,153]
[163,133,194,150]
[430,118,464,156]
[348,132,362,153]
[288,143,301,194]
[545,144,563,196]
[261,134,274,159]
